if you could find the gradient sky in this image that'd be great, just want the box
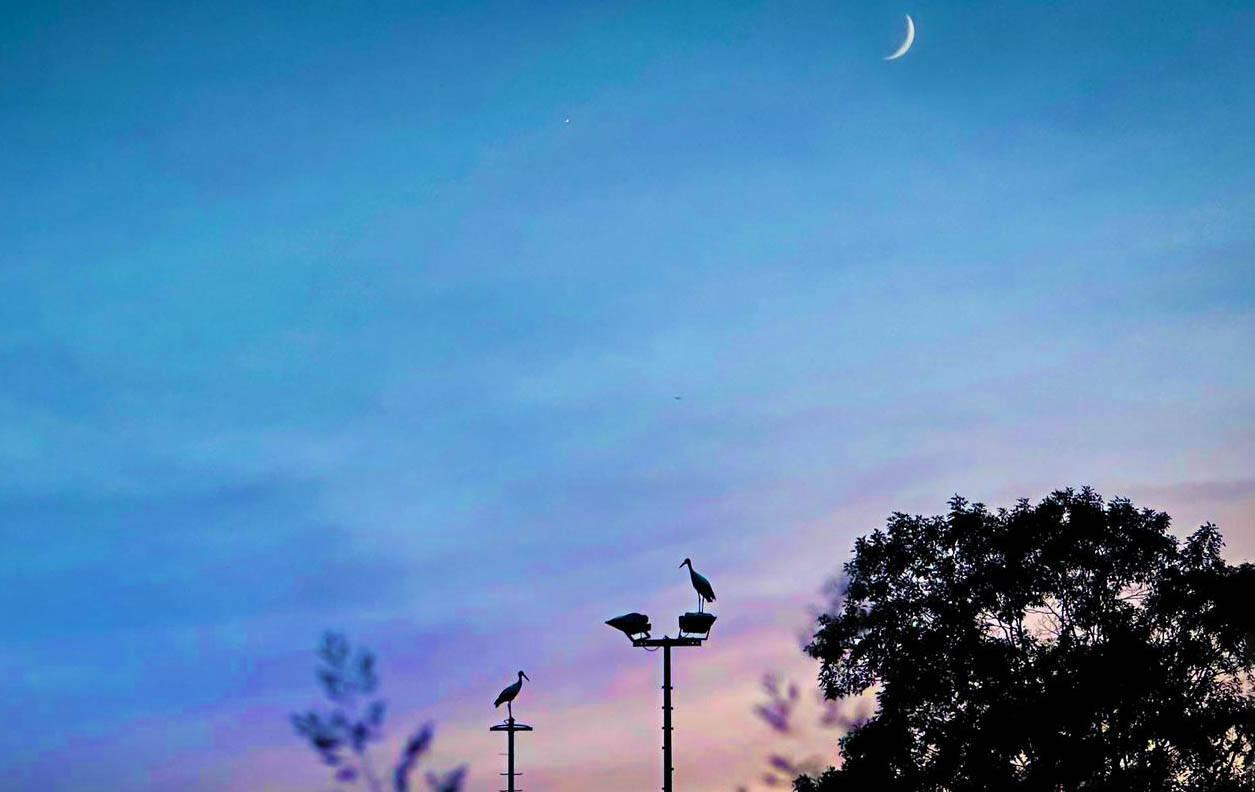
[3,1,1254,790]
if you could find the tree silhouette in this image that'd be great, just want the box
[291,632,466,792]
[800,488,1255,791]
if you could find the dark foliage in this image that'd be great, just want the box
[799,488,1255,792]
[748,673,827,788]
[756,673,803,736]
[291,632,466,792]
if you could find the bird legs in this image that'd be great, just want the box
[697,594,704,614]
[507,701,513,722]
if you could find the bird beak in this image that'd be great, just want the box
[522,672,530,681]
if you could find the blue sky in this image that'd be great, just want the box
[2,1,1253,789]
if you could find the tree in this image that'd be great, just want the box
[800,488,1255,792]
[291,632,466,792]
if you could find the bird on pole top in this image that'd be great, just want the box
[494,670,529,721]
[606,612,652,641]
[680,558,716,613]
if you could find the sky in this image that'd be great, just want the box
[2,0,1254,789]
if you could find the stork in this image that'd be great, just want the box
[680,558,716,613]
[606,612,652,640]
[494,670,529,720]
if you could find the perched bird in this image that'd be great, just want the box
[680,558,716,613]
[605,612,652,640]
[494,670,529,720]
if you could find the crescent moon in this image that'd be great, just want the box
[884,15,915,61]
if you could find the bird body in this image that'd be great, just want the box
[680,558,716,612]
[494,670,528,720]
[606,612,652,639]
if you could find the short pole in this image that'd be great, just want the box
[489,717,532,792]
[507,719,516,792]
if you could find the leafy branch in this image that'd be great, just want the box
[291,632,466,792]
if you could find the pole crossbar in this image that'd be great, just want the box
[632,636,703,648]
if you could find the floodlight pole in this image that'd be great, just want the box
[634,635,703,792]
[489,717,532,792]
[663,643,672,791]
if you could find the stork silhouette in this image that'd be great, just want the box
[494,670,529,720]
[606,612,652,640]
[680,558,716,613]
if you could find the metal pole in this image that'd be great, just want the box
[490,719,530,792]
[632,632,707,792]
[507,718,516,792]
[662,642,673,792]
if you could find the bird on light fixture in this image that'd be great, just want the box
[605,612,652,640]
[494,670,529,720]
[680,558,716,613]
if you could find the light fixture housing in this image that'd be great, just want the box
[678,611,716,639]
